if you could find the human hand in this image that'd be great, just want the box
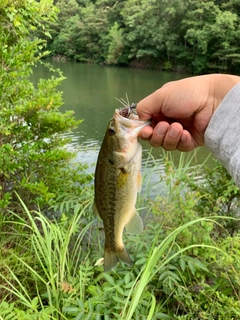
[137,74,240,151]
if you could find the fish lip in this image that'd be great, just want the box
[114,109,151,128]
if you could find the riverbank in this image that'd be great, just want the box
[51,55,187,73]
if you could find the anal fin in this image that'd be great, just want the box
[125,211,143,234]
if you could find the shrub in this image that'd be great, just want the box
[0,0,92,214]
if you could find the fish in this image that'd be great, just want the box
[93,105,151,272]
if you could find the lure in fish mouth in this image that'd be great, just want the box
[119,103,138,118]
[93,105,151,272]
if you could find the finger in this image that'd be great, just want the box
[160,123,183,151]
[149,122,182,149]
[177,130,199,152]
[148,122,170,148]
[138,126,153,140]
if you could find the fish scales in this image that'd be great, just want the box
[94,108,150,271]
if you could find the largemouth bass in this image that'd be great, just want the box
[93,106,150,272]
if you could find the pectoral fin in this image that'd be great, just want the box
[137,171,142,193]
[125,211,143,234]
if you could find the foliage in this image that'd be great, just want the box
[105,22,125,65]
[44,0,240,73]
[0,0,92,213]
[0,300,52,320]
[0,152,240,319]
[49,1,109,62]
[3,0,240,319]
[187,160,240,235]
[0,194,95,319]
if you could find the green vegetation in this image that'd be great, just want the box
[46,0,240,74]
[1,152,240,319]
[0,0,91,215]
[1,0,240,319]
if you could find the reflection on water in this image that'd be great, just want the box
[62,132,99,173]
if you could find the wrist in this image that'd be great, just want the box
[211,74,240,113]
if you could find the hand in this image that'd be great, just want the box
[137,74,240,151]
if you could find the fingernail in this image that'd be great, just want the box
[156,125,168,137]
[181,134,187,142]
[169,127,180,138]
[141,131,149,139]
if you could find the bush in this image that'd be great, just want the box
[0,0,92,214]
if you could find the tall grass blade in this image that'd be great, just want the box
[122,216,235,319]
[1,193,94,318]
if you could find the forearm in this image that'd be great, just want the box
[204,83,240,187]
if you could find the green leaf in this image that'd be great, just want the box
[179,258,186,271]
[103,273,115,286]
[124,273,131,285]
[188,260,196,275]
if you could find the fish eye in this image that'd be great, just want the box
[108,128,115,135]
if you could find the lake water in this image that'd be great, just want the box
[32,61,214,177]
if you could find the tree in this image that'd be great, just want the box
[48,0,81,57]
[0,0,90,213]
[121,0,187,68]
[105,22,125,64]
[42,0,240,74]
[182,1,240,73]
[50,0,110,62]
[75,2,109,62]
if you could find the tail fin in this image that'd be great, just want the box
[104,247,133,272]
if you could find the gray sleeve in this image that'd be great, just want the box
[204,83,240,187]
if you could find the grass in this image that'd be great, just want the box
[122,217,219,320]
[0,194,96,319]
[0,152,240,319]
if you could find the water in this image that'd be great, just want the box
[31,61,214,175]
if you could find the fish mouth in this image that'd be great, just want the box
[114,109,151,129]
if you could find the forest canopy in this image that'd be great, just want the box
[46,0,240,74]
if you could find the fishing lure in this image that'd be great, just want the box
[119,103,138,118]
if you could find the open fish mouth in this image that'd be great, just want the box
[117,103,151,128]
[119,103,138,119]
